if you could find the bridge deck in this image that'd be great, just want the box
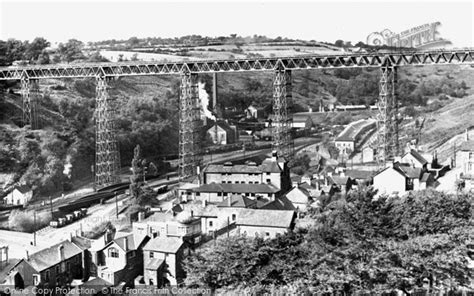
[1,49,473,80]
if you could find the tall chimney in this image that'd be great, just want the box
[58,245,64,262]
[212,73,218,113]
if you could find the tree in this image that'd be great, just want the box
[24,37,50,62]
[57,39,84,62]
[129,144,144,199]
[334,39,345,47]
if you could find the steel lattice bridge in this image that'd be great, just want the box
[1,49,473,188]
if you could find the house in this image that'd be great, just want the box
[283,185,312,211]
[327,175,353,195]
[292,115,313,130]
[3,185,33,206]
[236,209,296,238]
[217,195,258,209]
[90,232,149,286]
[4,239,88,289]
[202,152,289,190]
[372,162,427,197]
[401,149,428,170]
[182,151,290,203]
[133,211,201,244]
[345,169,374,187]
[335,135,355,154]
[206,121,238,145]
[142,236,184,287]
[191,183,280,203]
[245,105,268,119]
[456,130,474,191]
[362,146,375,163]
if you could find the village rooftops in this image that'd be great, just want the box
[459,140,474,152]
[376,163,422,179]
[143,236,183,254]
[237,209,295,228]
[16,240,83,272]
[192,183,279,194]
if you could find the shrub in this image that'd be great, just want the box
[8,210,51,233]
[83,221,115,239]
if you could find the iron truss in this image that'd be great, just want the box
[1,50,474,80]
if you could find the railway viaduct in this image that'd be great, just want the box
[1,50,473,188]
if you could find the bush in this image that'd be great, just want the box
[9,210,51,233]
[83,221,115,239]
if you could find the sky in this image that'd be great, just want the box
[0,0,473,47]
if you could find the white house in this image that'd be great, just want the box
[373,163,428,197]
[401,149,428,170]
[283,186,312,211]
[3,185,33,206]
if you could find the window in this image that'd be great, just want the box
[55,265,60,274]
[232,214,236,221]
[266,172,270,175]
[109,247,119,258]
[150,252,154,259]
[223,193,228,196]
[44,271,50,282]
[209,221,213,227]
[248,181,253,184]
[265,232,270,237]
[470,152,474,160]
[33,274,40,286]
[222,181,225,183]
[196,192,200,196]
[217,192,222,197]
[267,193,272,198]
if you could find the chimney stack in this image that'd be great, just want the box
[26,250,29,260]
[123,236,128,252]
[58,245,64,262]
[228,195,232,207]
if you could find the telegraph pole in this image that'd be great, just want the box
[115,192,119,219]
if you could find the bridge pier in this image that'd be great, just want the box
[272,69,294,162]
[95,76,121,188]
[178,72,202,181]
[376,65,399,165]
[20,77,39,129]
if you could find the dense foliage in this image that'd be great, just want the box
[184,189,473,294]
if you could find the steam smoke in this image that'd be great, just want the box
[63,155,72,178]
[198,82,216,121]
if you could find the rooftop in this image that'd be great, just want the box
[217,195,257,208]
[193,183,279,194]
[24,240,83,272]
[459,140,474,152]
[403,149,428,165]
[111,232,149,252]
[143,236,183,254]
[236,209,295,228]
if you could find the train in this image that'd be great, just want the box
[50,208,87,228]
